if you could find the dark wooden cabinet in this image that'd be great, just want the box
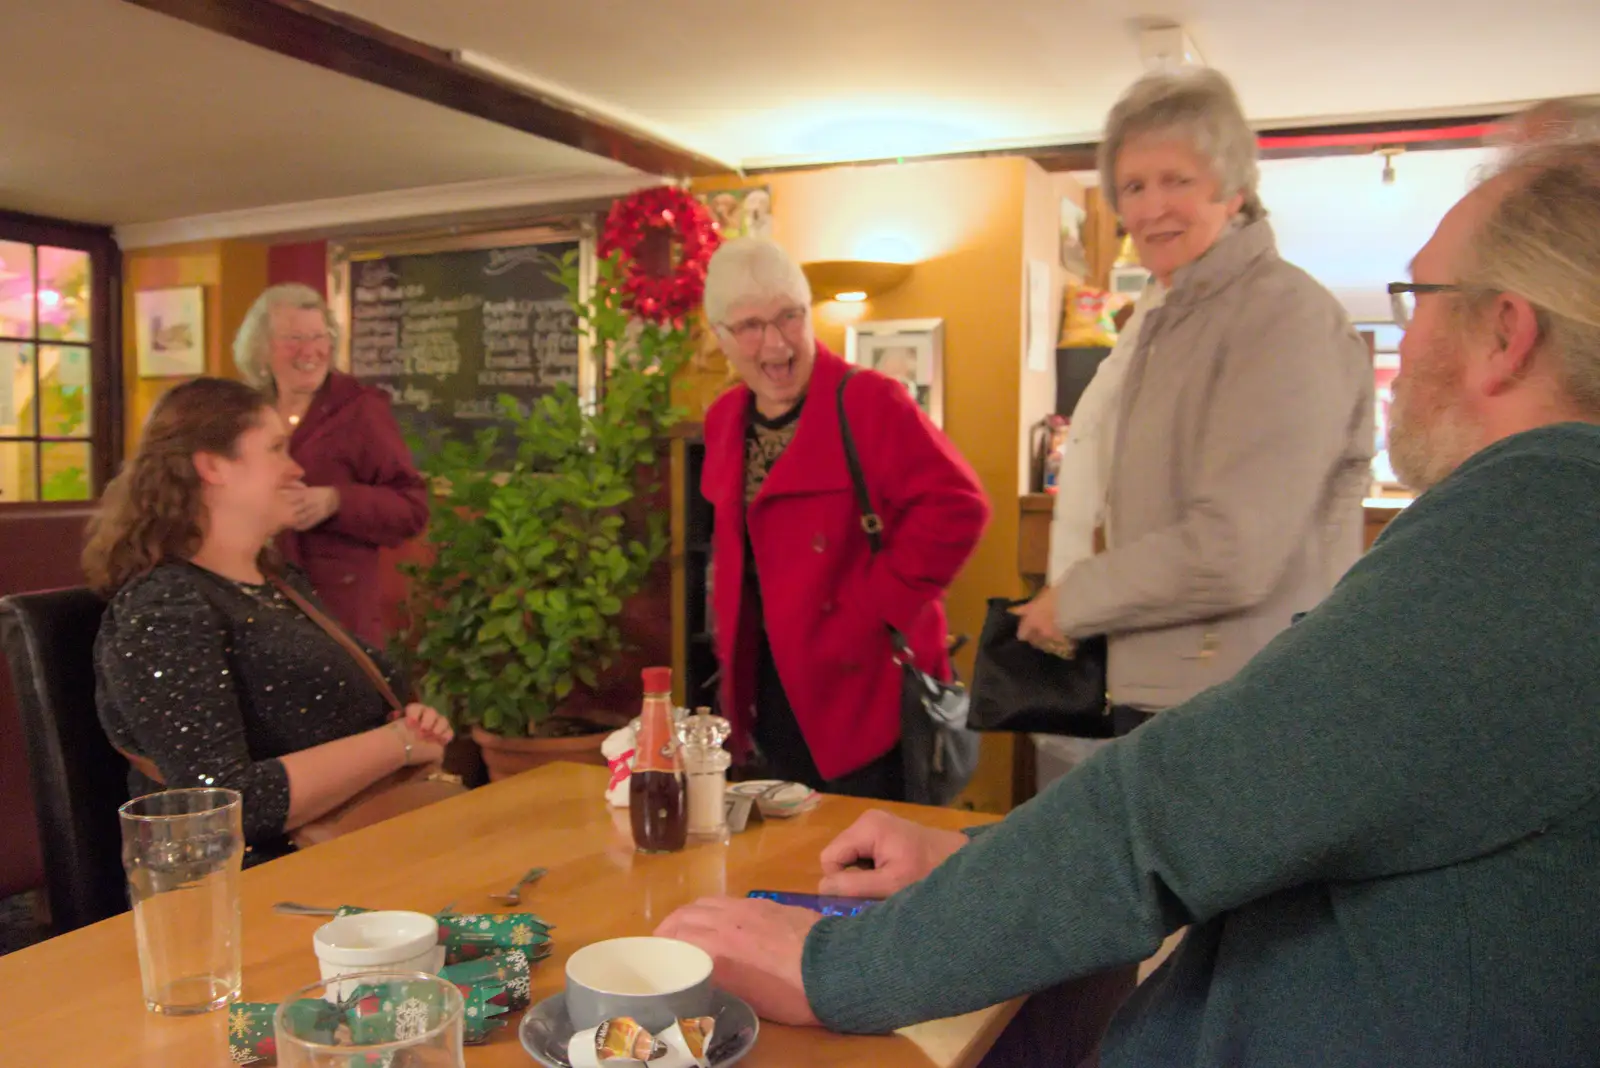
[670,434,718,710]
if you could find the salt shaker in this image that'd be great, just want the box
[676,708,732,841]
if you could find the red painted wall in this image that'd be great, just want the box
[266,241,329,295]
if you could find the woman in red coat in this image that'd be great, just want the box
[701,239,989,800]
[233,285,428,646]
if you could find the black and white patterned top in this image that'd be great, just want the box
[94,561,405,853]
[744,395,804,505]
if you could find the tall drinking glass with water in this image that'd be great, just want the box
[119,788,244,1014]
[274,971,465,1068]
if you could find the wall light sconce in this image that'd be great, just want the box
[801,260,914,304]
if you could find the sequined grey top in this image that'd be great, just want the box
[94,561,405,850]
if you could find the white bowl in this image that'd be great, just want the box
[313,910,443,988]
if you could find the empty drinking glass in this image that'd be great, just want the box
[119,788,244,1015]
[274,971,466,1068]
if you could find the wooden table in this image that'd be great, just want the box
[0,763,1017,1067]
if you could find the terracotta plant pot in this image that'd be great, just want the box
[471,725,609,783]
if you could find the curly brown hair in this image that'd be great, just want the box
[83,377,273,596]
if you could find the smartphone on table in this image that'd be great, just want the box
[746,890,880,917]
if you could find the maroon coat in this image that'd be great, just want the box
[702,345,989,779]
[278,372,428,646]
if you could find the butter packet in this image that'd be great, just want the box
[675,1016,716,1062]
[567,1015,715,1067]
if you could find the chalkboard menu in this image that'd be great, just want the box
[346,240,582,449]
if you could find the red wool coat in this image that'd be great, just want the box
[702,345,989,779]
[277,372,429,646]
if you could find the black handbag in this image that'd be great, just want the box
[967,597,1112,737]
[837,374,980,807]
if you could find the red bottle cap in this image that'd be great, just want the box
[641,667,672,694]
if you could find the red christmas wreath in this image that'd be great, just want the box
[599,186,721,326]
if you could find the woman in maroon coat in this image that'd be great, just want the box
[701,239,989,800]
[233,284,428,645]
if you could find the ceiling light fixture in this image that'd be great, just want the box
[452,48,735,170]
[1137,23,1206,70]
[834,291,868,303]
[1377,146,1406,185]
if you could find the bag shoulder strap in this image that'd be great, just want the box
[267,574,405,713]
[836,372,883,554]
[837,373,919,659]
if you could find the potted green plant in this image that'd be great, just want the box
[396,249,691,780]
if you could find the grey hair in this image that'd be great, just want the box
[702,238,811,325]
[1099,67,1265,222]
[232,283,339,397]
[1459,138,1600,415]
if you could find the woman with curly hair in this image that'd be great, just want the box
[85,377,450,860]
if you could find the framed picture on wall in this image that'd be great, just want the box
[134,286,206,378]
[697,186,773,240]
[845,318,946,428]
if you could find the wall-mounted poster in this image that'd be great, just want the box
[1060,198,1088,277]
[845,318,946,428]
[699,186,773,240]
[135,286,206,378]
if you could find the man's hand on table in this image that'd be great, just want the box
[818,810,969,897]
[655,810,970,1025]
[654,897,823,1026]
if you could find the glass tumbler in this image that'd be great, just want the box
[274,971,466,1068]
[119,787,244,1015]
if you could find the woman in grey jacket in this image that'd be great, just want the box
[1017,68,1375,735]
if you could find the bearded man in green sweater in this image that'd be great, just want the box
[658,139,1600,1067]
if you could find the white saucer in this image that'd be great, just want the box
[518,988,759,1067]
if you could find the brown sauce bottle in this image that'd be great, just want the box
[630,667,686,853]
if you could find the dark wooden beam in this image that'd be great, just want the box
[0,208,116,238]
[121,0,728,178]
[753,113,1508,177]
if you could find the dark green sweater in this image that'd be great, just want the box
[804,423,1600,1066]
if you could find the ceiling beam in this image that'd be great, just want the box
[750,114,1508,177]
[120,0,728,178]
[1029,116,1505,172]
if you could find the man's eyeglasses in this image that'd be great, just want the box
[718,307,807,348]
[1387,282,1461,328]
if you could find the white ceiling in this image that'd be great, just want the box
[1258,148,1497,313]
[2,0,1596,231]
[321,0,1600,166]
[0,0,636,226]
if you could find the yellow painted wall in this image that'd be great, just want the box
[698,158,1038,811]
[121,240,268,452]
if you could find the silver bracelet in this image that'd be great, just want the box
[390,720,412,765]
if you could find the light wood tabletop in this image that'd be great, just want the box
[0,762,1018,1067]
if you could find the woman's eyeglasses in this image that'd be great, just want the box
[719,307,808,347]
[1387,282,1461,328]
[274,331,333,349]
